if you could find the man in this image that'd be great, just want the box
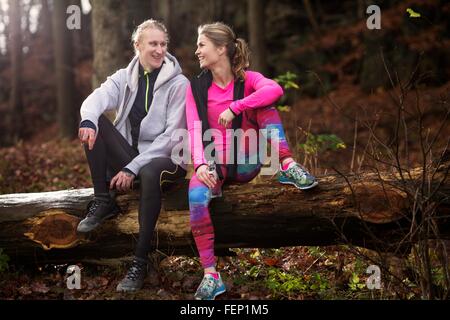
[78,19,188,292]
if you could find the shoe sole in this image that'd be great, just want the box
[195,288,226,300]
[279,180,319,190]
[116,285,142,292]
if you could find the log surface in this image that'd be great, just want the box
[1,162,449,263]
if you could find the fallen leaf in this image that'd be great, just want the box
[18,286,32,295]
[31,281,50,293]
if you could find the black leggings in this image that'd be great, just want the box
[84,115,186,259]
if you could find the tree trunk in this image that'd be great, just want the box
[247,0,267,74]
[126,0,152,30]
[303,0,321,35]
[8,0,24,145]
[38,0,53,64]
[52,0,78,139]
[1,161,449,264]
[91,0,126,90]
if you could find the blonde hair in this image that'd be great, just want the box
[131,19,169,55]
[198,22,250,80]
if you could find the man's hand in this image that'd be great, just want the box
[110,171,135,192]
[79,127,97,150]
[196,164,217,189]
[218,108,235,128]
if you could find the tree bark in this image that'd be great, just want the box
[91,0,126,90]
[247,0,268,74]
[126,0,152,31]
[1,161,449,264]
[38,0,53,63]
[303,0,321,35]
[52,0,78,139]
[8,0,24,145]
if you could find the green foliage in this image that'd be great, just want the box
[309,273,329,291]
[274,71,300,90]
[307,246,325,257]
[406,8,421,18]
[274,71,300,113]
[265,268,330,298]
[0,249,9,273]
[348,272,366,291]
[266,268,307,295]
[299,133,346,155]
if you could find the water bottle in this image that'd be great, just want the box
[208,160,222,198]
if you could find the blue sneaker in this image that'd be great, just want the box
[194,273,226,300]
[278,163,318,190]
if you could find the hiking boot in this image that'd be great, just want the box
[76,198,120,233]
[116,257,148,292]
[278,163,318,190]
[194,273,226,300]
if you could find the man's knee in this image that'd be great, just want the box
[138,164,160,187]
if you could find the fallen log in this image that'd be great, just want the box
[0,160,449,264]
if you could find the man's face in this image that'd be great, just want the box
[135,28,167,71]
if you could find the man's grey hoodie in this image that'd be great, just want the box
[80,53,188,175]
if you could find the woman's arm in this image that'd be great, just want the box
[229,71,284,116]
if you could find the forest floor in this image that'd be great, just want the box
[0,246,423,300]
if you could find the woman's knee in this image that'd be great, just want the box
[188,177,211,208]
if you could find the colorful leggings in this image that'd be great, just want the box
[189,106,292,268]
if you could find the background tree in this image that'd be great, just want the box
[52,0,78,139]
[8,0,24,144]
[91,0,126,90]
[38,0,53,63]
[126,0,152,35]
[247,0,267,74]
[303,0,321,35]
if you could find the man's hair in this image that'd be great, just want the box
[131,19,169,55]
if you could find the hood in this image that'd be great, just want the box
[125,52,183,92]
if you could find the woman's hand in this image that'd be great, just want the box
[110,171,135,192]
[218,108,235,128]
[78,127,97,150]
[196,164,217,189]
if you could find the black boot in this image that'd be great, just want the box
[116,257,148,292]
[77,198,120,233]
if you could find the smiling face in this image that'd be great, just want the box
[134,27,167,71]
[195,34,225,69]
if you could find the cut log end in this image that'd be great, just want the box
[24,210,84,250]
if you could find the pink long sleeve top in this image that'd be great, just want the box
[186,70,284,171]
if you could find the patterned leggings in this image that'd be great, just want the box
[189,106,293,268]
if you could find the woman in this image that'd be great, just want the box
[186,22,318,300]
[78,19,188,292]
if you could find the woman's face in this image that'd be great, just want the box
[195,34,224,69]
[135,28,167,71]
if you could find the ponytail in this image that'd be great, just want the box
[232,38,250,81]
